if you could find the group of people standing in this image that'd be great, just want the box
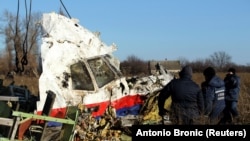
[158,65,240,125]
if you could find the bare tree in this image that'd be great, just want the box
[0,10,42,76]
[209,51,232,70]
[188,59,206,72]
[178,57,190,67]
[203,58,214,67]
[120,55,148,77]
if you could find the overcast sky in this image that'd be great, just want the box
[0,0,249,65]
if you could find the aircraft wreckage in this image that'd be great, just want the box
[0,12,174,141]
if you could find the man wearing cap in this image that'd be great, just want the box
[222,68,241,124]
[201,67,226,125]
[158,65,204,125]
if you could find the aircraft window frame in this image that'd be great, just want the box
[103,55,123,77]
[70,61,94,91]
[87,57,116,88]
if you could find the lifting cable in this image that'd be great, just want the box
[60,0,71,19]
[14,0,69,73]
[14,0,32,73]
[14,0,20,73]
[20,0,32,71]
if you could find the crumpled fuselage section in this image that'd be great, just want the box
[37,12,174,120]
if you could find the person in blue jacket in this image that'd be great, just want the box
[221,68,241,124]
[158,65,204,125]
[201,67,225,125]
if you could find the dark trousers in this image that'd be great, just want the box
[219,101,239,124]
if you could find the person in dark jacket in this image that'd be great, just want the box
[158,65,204,125]
[201,67,225,125]
[221,68,241,124]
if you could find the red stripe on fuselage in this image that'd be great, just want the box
[37,94,146,118]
